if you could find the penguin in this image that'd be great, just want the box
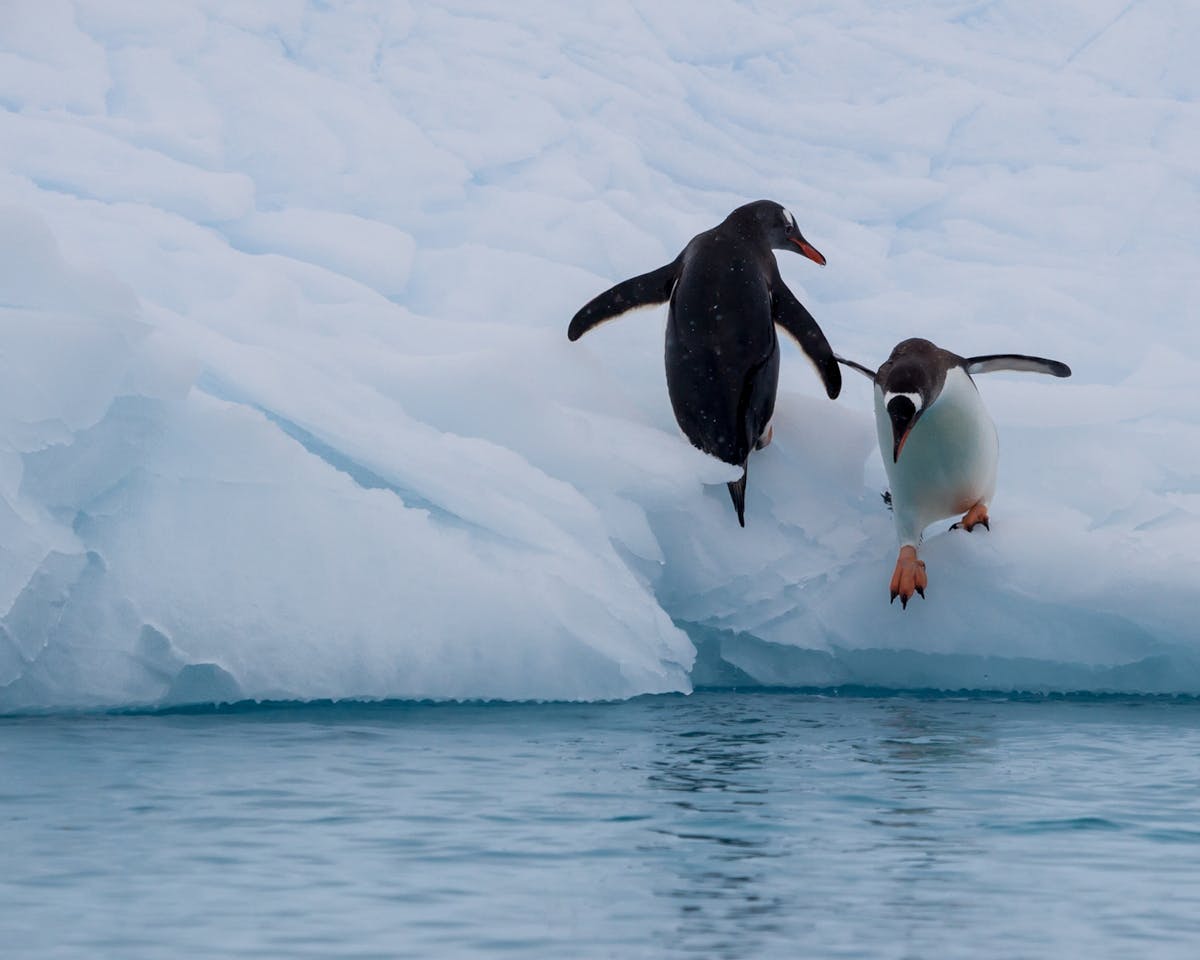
[838,338,1071,608]
[568,200,841,526]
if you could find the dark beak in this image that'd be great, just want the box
[790,236,826,266]
[888,397,918,463]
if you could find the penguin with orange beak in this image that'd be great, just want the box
[569,201,840,526]
[840,339,1071,608]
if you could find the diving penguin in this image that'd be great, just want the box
[838,338,1071,608]
[568,201,841,526]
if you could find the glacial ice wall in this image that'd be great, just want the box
[1,0,1197,709]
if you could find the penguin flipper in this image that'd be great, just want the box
[727,467,748,528]
[771,284,842,399]
[964,354,1072,378]
[835,356,878,380]
[567,258,681,341]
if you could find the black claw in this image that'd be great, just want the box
[900,594,909,610]
[949,521,961,531]
[916,586,925,599]
[890,590,898,605]
[979,518,990,531]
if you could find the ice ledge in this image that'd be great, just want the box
[685,622,1200,697]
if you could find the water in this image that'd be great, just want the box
[4,691,1200,959]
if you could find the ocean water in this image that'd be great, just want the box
[4,691,1200,959]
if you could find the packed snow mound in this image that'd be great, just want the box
[1,1,1197,710]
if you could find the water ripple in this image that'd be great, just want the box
[4,693,1200,958]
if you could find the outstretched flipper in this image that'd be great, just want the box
[567,258,681,341]
[727,466,748,528]
[965,354,1071,378]
[771,284,841,399]
[835,355,878,380]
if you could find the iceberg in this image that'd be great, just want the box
[1,1,1197,710]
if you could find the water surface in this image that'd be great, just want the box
[4,691,1199,958]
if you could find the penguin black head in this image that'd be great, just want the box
[877,338,948,462]
[885,392,921,462]
[727,200,827,267]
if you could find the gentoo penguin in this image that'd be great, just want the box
[839,338,1070,608]
[568,200,841,526]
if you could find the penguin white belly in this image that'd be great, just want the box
[875,368,998,546]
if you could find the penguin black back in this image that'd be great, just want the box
[569,201,841,526]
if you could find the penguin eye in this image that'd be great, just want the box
[782,209,796,233]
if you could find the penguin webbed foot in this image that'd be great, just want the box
[950,503,990,533]
[889,546,927,610]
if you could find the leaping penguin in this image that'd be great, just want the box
[568,201,841,526]
[839,338,1071,608]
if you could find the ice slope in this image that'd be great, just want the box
[1,0,1197,710]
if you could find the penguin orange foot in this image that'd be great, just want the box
[889,545,927,609]
[950,502,990,532]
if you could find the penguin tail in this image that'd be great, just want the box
[727,467,748,528]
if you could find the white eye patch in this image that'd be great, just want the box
[884,391,923,413]
[782,208,796,230]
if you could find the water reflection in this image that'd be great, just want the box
[853,702,996,938]
[643,695,795,958]
[642,695,998,956]
[857,702,992,821]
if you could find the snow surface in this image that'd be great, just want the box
[1,0,1197,709]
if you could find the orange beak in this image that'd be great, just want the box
[791,237,826,266]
